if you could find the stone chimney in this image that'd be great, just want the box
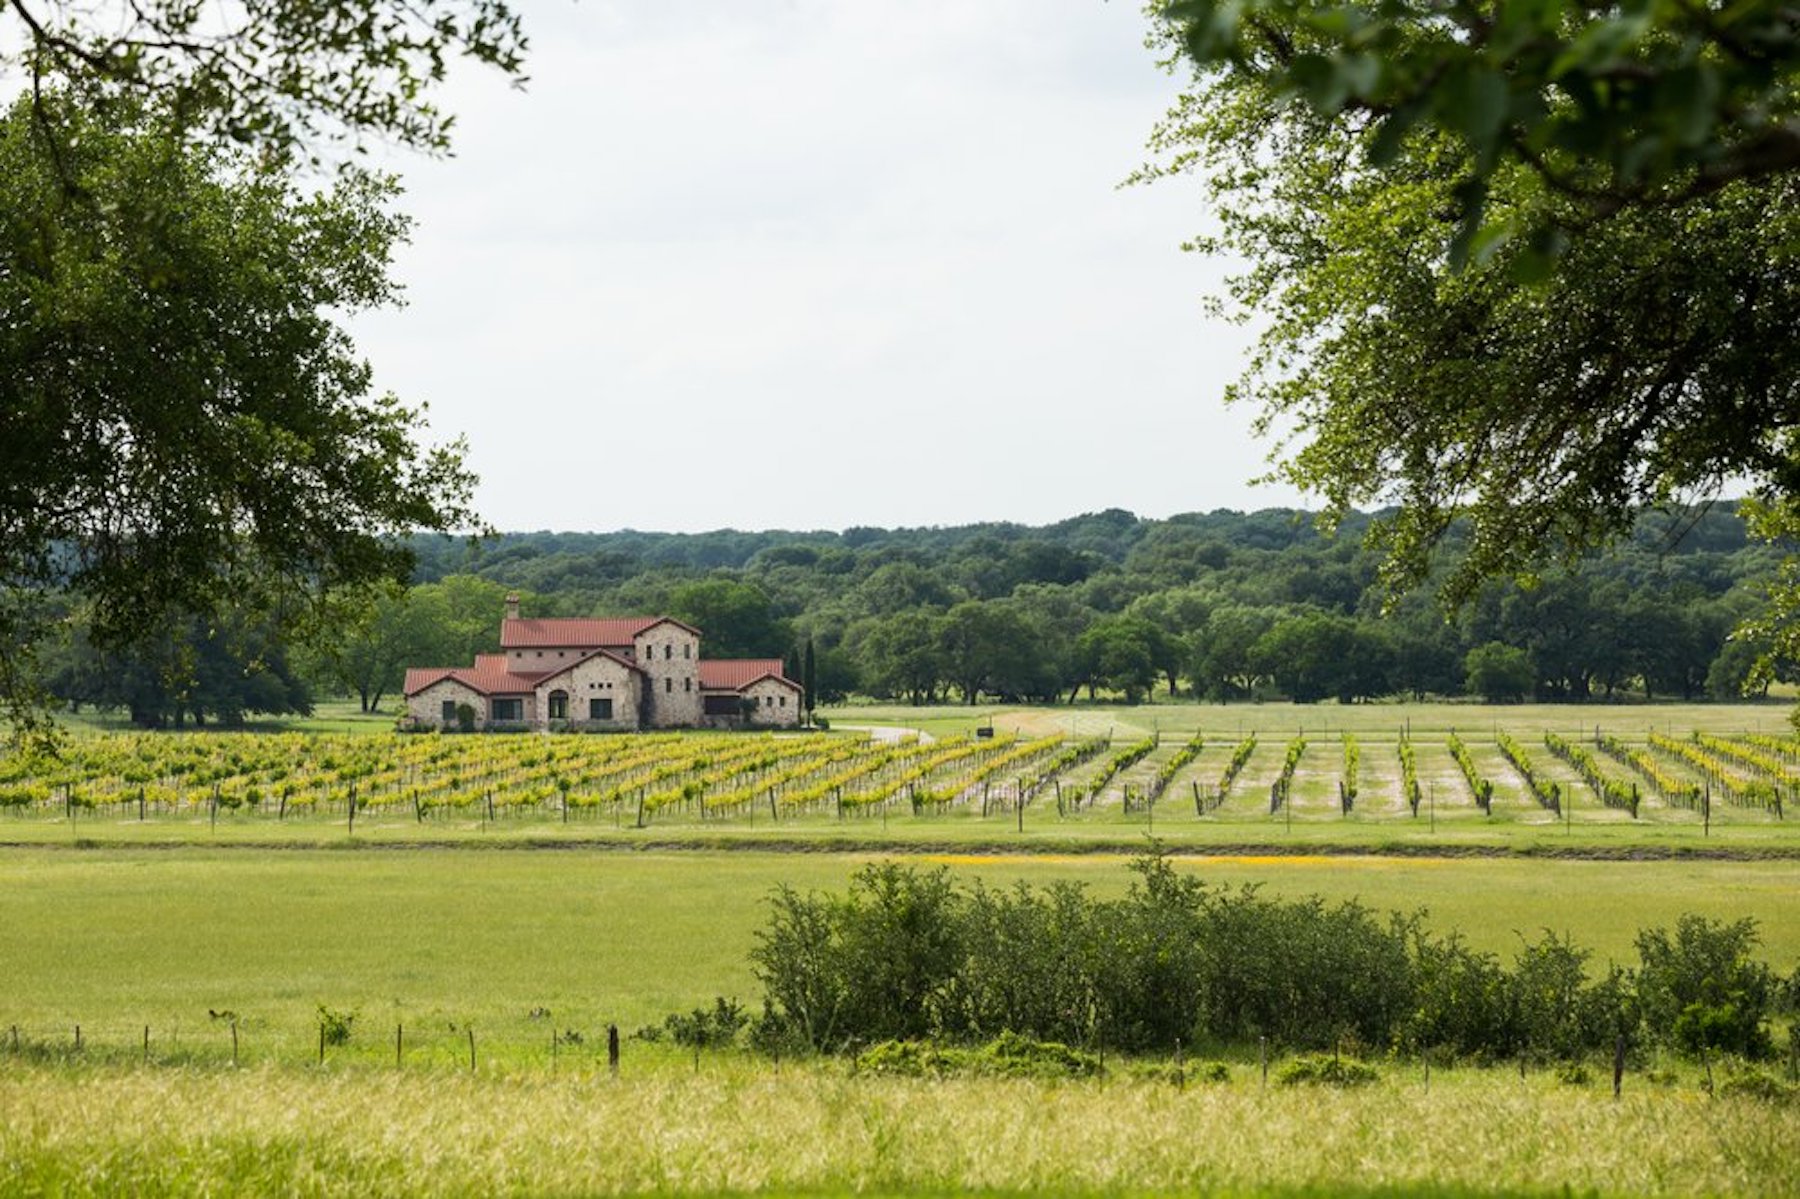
[504,592,521,622]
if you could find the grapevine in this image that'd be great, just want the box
[1544,732,1637,816]
[1496,731,1561,815]
[1447,733,1493,814]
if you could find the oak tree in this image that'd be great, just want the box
[0,96,477,739]
[1143,4,1800,607]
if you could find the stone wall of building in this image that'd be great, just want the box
[533,654,642,731]
[741,677,803,727]
[633,621,702,727]
[508,646,587,673]
[405,678,536,729]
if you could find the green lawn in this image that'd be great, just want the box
[2,847,1795,1054]
[2,843,1797,1195]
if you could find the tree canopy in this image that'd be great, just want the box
[1156,0,1800,264]
[1142,2,1800,608]
[0,96,477,740]
[3,0,527,157]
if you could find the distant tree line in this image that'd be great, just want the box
[36,505,1787,721]
[401,506,1782,709]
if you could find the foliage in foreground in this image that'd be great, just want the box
[1,92,479,746]
[752,851,1790,1060]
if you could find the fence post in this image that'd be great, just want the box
[468,1027,476,1074]
[608,1024,620,1077]
[1612,1035,1625,1099]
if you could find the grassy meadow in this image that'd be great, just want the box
[2,846,1798,1195]
[4,1057,1796,1197]
[5,703,1800,1194]
[2,847,1797,1053]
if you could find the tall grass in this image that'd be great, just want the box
[0,1059,1792,1196]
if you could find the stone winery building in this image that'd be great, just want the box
[402,594,804,731]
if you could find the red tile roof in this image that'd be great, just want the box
[699,659,798,692]
[404,653,540,697]
[500,617,660,649]
[499,615,702,649]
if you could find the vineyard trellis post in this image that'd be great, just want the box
[608,1024,620,1076]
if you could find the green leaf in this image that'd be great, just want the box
[1438,65,1511,147]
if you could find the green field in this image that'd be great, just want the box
[4,848,1797,1045]
[5,710,1800,1194]
[1,845,1797,1195]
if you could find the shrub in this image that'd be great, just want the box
[1277,1054,1380,1087]
[316,1005,355,1046]
[1133,1059,1231,1085]
[939,879,1103,1047]
[752,863,965,1050]
[967,1031,1102,1079]
[1404,932,1515,1058]
[1636,916,1775,1058]
[651,996,747,1049]
[1510,931,1639,1061]
[1193,885,1415,1051]
[854,1034,1101,1080]
[1717,1069,1797,1103]
[855,1039,962,1077]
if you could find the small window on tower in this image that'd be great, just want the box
[684,677,692,692]
[684,643,691,659]
[665,677,673,693]
[664,644,672,660]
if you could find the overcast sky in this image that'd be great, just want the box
[351,0,1305,534]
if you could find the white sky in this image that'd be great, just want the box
[351,0,1304,534]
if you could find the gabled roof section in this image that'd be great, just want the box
[630,616,703,640]
[699,659,800,692]
[404,654,539,697]
[403,667,457,695]
[501,617,663,649]
[530,647,645,689]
